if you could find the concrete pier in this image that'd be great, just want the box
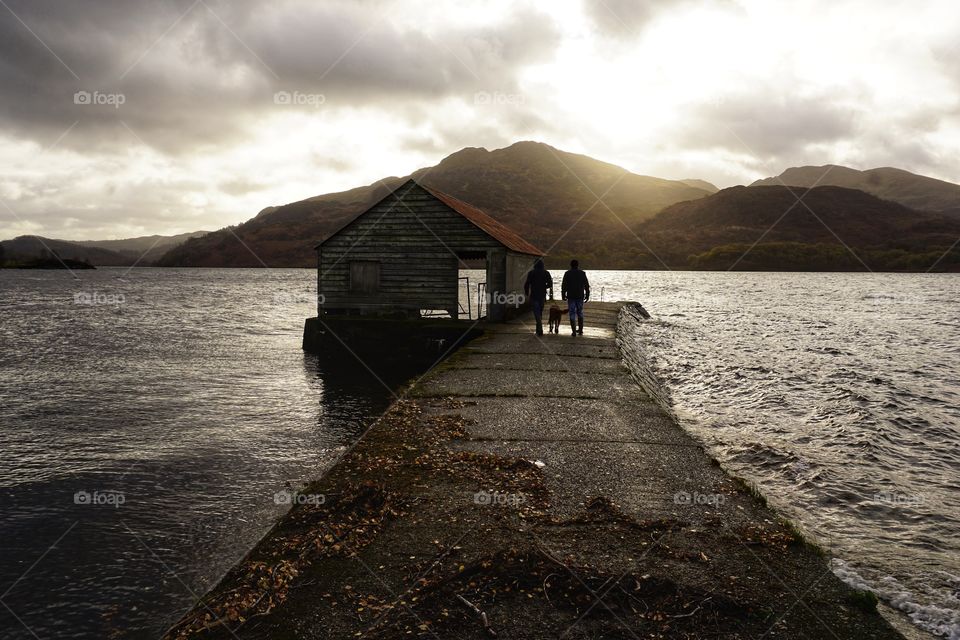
[166,302,905,639]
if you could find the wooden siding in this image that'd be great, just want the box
[319,181,507,313]
[349,261,380,294]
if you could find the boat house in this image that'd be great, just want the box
[314,179,545,323]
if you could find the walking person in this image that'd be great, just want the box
[561,259,590,336]
[523,259,553,336]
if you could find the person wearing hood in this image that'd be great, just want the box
[523,259,553,336]
[561,259,590,336]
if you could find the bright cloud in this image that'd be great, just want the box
[0,0,958,239]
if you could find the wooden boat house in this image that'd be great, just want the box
[314,179,545,323]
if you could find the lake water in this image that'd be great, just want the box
[599,270,960,639]
[1,268,957,639]
[0,268,407,639]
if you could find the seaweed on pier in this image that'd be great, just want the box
[162,482,407,639]
[351,546,760,639]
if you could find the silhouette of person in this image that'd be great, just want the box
[561,259,590,336]
[523,259,553,336]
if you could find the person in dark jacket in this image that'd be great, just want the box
[561,259,590,336]
[523,259,553,336]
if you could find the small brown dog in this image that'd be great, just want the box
[548,306,565,333]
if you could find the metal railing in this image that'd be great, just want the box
[458,276,472,318]
[477,282,486,319]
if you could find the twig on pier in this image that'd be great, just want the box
[456,594,497,637]
[669,586,717,620]
[542,572,559,608]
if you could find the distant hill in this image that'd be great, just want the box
[75,231,209,264]
[1,231,208,266]
[157,141,713,267]
[637,185,960,271]
[1,236,132,266]
[679,179,719,193]
[752,165,960,217]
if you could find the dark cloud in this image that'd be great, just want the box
[218,177,267,196]
[867,135,938,171]
[933,42,960,114]
[398,124,513,158]
[2,0,959,240]
[670,84,960,183]
[583,0,657,37]
[582,0,739,38]
[0,0,265,151]
[676,91,860,159]
[240,4,559,98]
[395,99,560,159]
[0,0,560,154]
[309,153,355,173]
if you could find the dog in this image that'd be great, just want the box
[548,305,565,334]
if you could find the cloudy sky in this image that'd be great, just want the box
[1,0,958,240]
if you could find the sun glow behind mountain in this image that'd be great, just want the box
[1,0,958,239]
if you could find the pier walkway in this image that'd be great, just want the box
[166,302,906,640]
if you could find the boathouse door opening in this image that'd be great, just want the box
[458,251,488,321]
[418,251,488,320]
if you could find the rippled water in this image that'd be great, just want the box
[0,268,405,639]
[593,271,960,639]
[3,268,958,639]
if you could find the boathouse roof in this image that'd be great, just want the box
[315,179,545,257]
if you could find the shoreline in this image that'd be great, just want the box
[164,302,906,639]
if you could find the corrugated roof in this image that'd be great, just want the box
[418,183,546,256]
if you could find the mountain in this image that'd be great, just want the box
[157,141,713,267]
[1,236,132,266]
[636,185,960,271]
[679,179,719,193]
[752,165,960,217]
[154,145,960,271]
[1,231,208,266]
[75,231,209,264]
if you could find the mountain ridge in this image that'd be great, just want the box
[157,144,960,270]
[157,141,713,267]
[752,165,960,217]
[636,184,960,270]
[1,236,134,266]
[74,231,209,264]
[10,143,959,271]
[0,231,209,266]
